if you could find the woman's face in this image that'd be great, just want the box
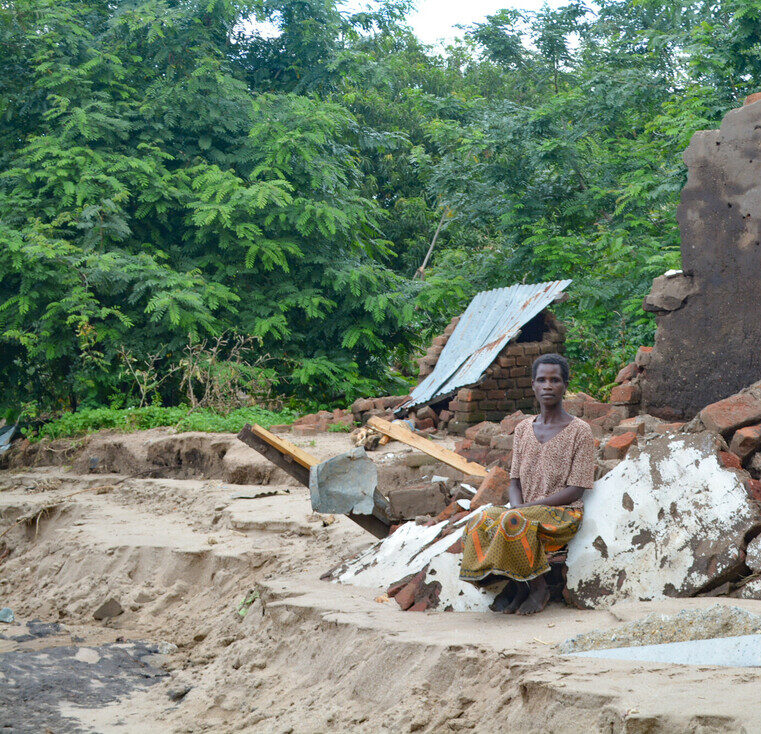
[531,363,567,408]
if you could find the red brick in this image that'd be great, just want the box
[490,433,514,451]
[506,343,524,356]
[486,389,504,400]
[438,410,453,424]
[459,448,490,464]
[448,400,462,412]
[433,500,461,524]
[616,416,646,435]
[269,424,291,433]
[653,421,685,434]
[524,343,540,356]
[455,439,473,452]
[446,538,463,554]
[603,431,637,460]
[701,394,761,437]
[610,383,641,405]
[416,417,435,430]
[584,401,616,420]
[746,478,761,502]
[432,335,448,347]
[729,424,761,461]
[458,388,485,402]
[293,413,319,426]
[516,377,532,388]
[471,466,511,510]
[499,411,530,434]
[408,600,429,612]
[292,425,317,436]
[498,356,514,368]
[615,363,638,384]
[393,570,426,610]
[635,346,653,368]
[465,421,498,441]
[474,422,501,446]
[718,451,743,471]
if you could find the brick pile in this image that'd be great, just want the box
[349,395,410,426]
[696,380,761,500]
[272,408,354,436]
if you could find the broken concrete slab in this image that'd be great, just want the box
[566,433,761,609]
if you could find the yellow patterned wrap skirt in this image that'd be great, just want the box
[460,505,583,583]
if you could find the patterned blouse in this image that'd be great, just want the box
[509,416,595,509]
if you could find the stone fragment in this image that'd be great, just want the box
[470,466,510,510]
[744,92,761,106]
[603,432,637,460]
[268,424,291,434]
[748,453,761,480]
[610,384,641,405]
[403,452,434,468]
[292,425,317,436]
[700,388,761,437]
[566,433,761,608]
[730,425,761,462]
[93,598,123,620]
[746,536,761,573]
[615,363,638,384]
[736,578,761,600]
[643,273,697,313]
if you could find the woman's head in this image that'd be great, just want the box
[531,353,569,384]
[531,353,569,408]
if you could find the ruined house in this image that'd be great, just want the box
[402,281,570,434]
[639,95,761,420]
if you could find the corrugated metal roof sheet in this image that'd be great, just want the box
[404,280,572,410]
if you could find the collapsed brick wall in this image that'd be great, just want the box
[417,316,459,380]
[639,95,761,420]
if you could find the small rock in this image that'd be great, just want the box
[157,641,178,655]
[0,607,14,623]
[730,424,761,462]
[93,598,123,620]
[74,647,101,664]
[168,684,192,702]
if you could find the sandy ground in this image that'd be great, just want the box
[2,430,761,732]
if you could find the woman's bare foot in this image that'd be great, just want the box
[489,580,516,612]
[516,576,550,615]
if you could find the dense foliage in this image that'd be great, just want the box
[2,0,760,416]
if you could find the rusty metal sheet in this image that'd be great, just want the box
[404,280,571,410]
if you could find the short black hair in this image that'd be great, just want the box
[532,353,569,383]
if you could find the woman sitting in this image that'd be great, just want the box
[459,353,595,615]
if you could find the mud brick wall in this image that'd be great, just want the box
[640,96,761,419]
[447,321,566,435]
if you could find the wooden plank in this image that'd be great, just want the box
[367,417,488,478]
[241,423,320,469]
[237,426,311,487]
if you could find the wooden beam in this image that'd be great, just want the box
[237,424,318,487]
[241,424,319,468]
[367,417,488,478]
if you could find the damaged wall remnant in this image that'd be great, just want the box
[640,96,761,420]
[565,432,761,609]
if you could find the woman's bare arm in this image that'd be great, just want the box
[518,485,585,508]
[508,478,523,508]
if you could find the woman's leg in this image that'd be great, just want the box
[516,573,550,615]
